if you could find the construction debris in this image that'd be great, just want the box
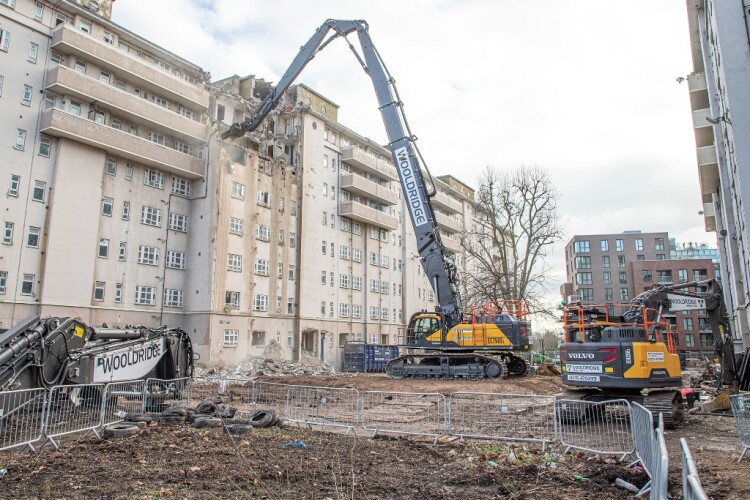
[196,358,337,379]
[535,362,561,376]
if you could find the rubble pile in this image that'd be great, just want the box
[195,358,337,379]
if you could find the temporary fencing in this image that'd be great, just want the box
[41,384,106,450]
[680,437,708,500]
[143,377,191,413]
[555,399,633,459]
[729,393,750,462]
[286,385,359,432]
[253,382,292,418]
[650,414,669,500]
[630,402,655,494]
[102,380,146,426]
[449,392,556,448]
[215,378,255,417]
[0,388,47,451]
[361,391,446,442]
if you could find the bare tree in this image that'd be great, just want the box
[461,164,562,316]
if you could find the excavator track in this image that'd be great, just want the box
[386,352,529,380]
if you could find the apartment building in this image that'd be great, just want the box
[0,0,210,328]
[685,0,750,348]
[561,231,670,305]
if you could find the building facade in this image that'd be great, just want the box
[0,0,474,370]
[685,0,750,348]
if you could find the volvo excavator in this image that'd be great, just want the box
[560,279,737,428]
[222,19,530,380]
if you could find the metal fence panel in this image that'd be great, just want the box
[0,388,47,451]
[555,399,634,458]
[189,377,223,406]
[449,392,556,447]
[729,394,750,462]
[252,382,292,418]
[650,414,669,500]
[631,402,655,479]
[680,437,709,500]
[286,385,359,430]
[361,391,446,441]
[143,377,191,413]
[43,384,106,449]
[102,380,146,426]
[215,378,255,417]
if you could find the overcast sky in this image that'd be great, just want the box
[112,1,710,319]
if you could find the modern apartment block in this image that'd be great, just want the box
[561,231,670,305]
[685,0,750,348]
[0,0,210,328]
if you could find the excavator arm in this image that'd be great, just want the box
[222,19,463,328]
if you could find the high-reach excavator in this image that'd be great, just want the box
[560,279,738,428]
[222,19,530,379]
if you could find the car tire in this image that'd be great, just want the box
[103,423,141,439]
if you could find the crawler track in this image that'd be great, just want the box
[386,352,529,379]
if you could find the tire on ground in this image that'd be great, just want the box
[125,413,154,423]
[225,424,253,436]
[214,406,237,419]
[195,398,220,415]
[193,417,223,428]
[103,423,141,439]
[159,415,186,425]
[248,410,276,428]
[161,407,188,417]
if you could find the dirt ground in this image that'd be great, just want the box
[1,424,646,499]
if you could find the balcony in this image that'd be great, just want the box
[442,236,463,254]
[51,24,209,110]
[341,146,398,181]
[692,108,713,129]
[432,191,462,214]
[687,72,707,93]
[435,212,462,234]
[40,108,205,178]
[46,66,206,143]
[339,201,398,230]
[340,173,398,206]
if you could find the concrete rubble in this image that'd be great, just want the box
[195,358,337,379]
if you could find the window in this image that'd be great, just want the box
[3,222,13,245]
[619,271,627,284]
[15,129,27,150]
[340,274,350,288]
[278,230,285,245]
[97,71,110,85]
[288,265,296,281]
[352,222,362,235]
[620,288,629,301]
[168,212,188,232]
[678,269,688,282]
[0,75,4,96]
[614,239,623,252]
[370,279,379,292]
[228,253,242,272]
[0,29,9,52]
[340,245,350,260]
[656,254,665,260]
[164,289,183,308]
[166,250,186,270]
[683,318,693,331]
[101,197,113,216]
[352,249,362,263]
[655,238,665,251]
[320,301,326,315]
[370,306,380,320]
[70,101,81,116]
[118,241,126,261]
[601,240,609,252]
[135,286,156,305]
[637,254,645,261]
[329,272,335,287]
[656,270,672,283]
[320,270,327,285]
[604,288,613,301]
[603,271,612,284]
[229,217,244,236]
[257,191,271,207]
[138,245,159,265]
[352,276,362,290]
[21,274,34,295]
[8,174,20,197]
[578,288,594,301]
[381,308,390,321]
[54,12,67,25]
[34,2,43,21]
[74,60,86,74]
[287,300,295,314]
[635,239,643,251]
[253,294,268,311]
[642,270,652,282]
[171,177,190,196]
[340,303,350,317]
[576,272,593,285]
[49,52,61,68]
[685,334,695,347]
[28,43,38,63]
[93,281,105,301]
[574,256,591,269]
[289,232,296,248]
[322,211,327,226]
[27,226,40,248]
[254,258,269,276]
[251,331,266,347]
[223,330,239,347]
[290,201,297,216]
[79,19,92,33]
[122,201,130,220]
[256,224,270,241]
[98,239,109,258]
[93,110,105,125]
[147,131,165,146]
[231,182,245,200]
[141,206,162,226]
[225,291,240,310]
[144,169,164,189]
[573,240,590,253]
[618,255,626,268]
[353,305,363,319]
[693,269,708,281]
[43,92,56,110]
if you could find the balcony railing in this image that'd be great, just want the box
[339,201,398,230]
[341,146,398,181]
[51,24,209,110]
[442,236,463,254]
[340,173,398,206]
[432,191,462,214]
[46,66,206,143]
[435,212,462,234]
[40,108,205,178]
